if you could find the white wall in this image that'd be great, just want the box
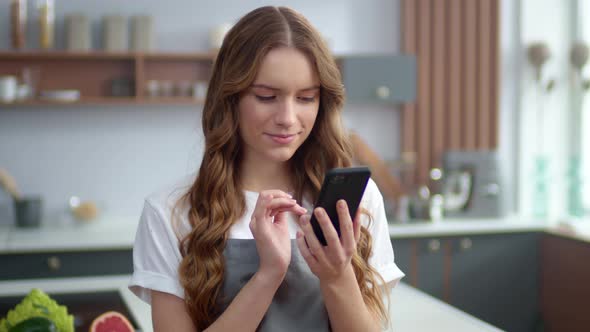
[0,0,402,224]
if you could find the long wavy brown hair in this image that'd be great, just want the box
[175,6,388,330]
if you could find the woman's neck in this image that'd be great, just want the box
[239,159,294,193]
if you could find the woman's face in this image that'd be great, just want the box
[238,46,320,164]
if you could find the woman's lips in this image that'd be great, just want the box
[266,133,297,144]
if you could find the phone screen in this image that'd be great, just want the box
[309,167,371,246]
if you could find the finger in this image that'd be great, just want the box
[253,193,272,221]
[314,207,341,249]
[336,200,355,254]
[297,214,327,262]
[259,189,293,199]
[270,204,307,217]
[266,197,299,211]
[296,230,318,268]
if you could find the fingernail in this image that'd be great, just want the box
[300,215,309,225]
[296,231,303,238]
[338,200,346,209]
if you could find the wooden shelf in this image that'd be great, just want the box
[0,51,214,107]
[0,97,204,107]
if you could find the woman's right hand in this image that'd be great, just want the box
[249,190,307,281]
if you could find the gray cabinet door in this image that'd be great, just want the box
[449,233,540,332]
[416,237,445,299]
[0,249,133,280]
[342,55,416,104]
[391,238,412,279]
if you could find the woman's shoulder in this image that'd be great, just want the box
[142,173,196,235]
[362,177,384,207]
[145,173,195,212]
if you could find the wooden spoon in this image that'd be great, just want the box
[0,168,22,201]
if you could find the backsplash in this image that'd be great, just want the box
[0,104,400,225]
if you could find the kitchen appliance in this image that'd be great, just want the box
[442,150,505,218]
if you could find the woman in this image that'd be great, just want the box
[130,6,404,332]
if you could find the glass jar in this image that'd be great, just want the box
[10,0,27,49]
[37,0,55,49]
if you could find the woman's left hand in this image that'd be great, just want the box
[295,199,361,283]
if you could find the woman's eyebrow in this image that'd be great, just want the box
[251,84,320,92]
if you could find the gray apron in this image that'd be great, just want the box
[220,239,331,331]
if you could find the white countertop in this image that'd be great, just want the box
[0,275,502,332]
[389,216,547,238]
[1,215,589,253]
[0,217,138,253]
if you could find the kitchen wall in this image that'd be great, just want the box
[0,0,402,223]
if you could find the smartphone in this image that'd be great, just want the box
[310,166,371,246]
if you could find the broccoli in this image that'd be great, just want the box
[0,289,73,332]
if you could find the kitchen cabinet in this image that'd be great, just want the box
[393,232,540,332]
[449,233,540,332]
[416,237,446,299]
[0,249,133,280]
[541,234,590,332]
[341,55,416,104]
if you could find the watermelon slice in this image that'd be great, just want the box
[89,311,134,332]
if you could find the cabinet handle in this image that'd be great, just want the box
[460,238,473,251]
[47,256,61,271]
[428,239,441,252]
[375,86,391,100]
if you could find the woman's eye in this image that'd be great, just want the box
[255,95,276,102]
[298,96,316,103]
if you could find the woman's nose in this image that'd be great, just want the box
[274,99,297,127]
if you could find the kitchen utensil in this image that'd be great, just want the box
[0,76,18,103]
[442,150,505,218]
[192,81,208,100]
[409,185,431,220]
[39,89,80,102]
[209,23,233,51]
[69,196,99,222]
[11,0,27,49]
[65,13,91,51]
[0,168,22,200]
[103,15,128,51]
[14,196,42,228]
[131,15,154,51]
[38,0,55,49]
[111,78,134,97]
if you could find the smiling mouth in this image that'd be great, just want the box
[265,132,300,144]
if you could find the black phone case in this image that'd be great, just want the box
[310,166,371,246]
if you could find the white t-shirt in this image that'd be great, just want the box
[129,173,405,304]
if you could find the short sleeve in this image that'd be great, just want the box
[362,180,405,287]
[129,199,185,304]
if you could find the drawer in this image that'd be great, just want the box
[0,249,133,280]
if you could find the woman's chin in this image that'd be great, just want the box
[266,148,297,163]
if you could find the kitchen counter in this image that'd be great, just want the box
[389,216,590,244]
[0,275,503,332]
[2,215,589,253]
[0,217,137,253]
